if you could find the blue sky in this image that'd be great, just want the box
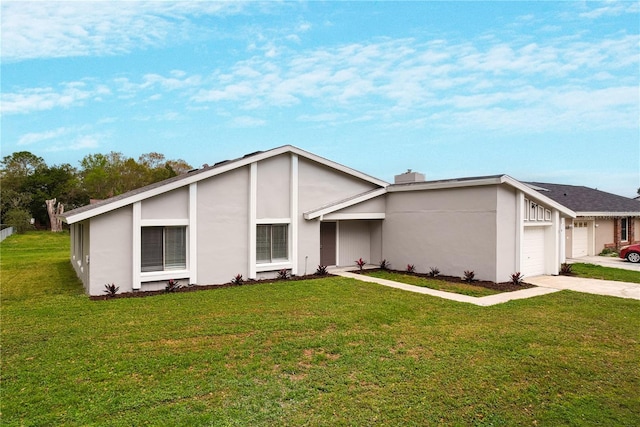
[2,1,639,197]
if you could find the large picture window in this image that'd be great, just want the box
[257,224,288,263]
[141,226,186,272]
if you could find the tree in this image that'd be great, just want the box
[0,152,44,224]
[4,208,32,233]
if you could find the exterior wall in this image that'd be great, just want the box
[383,186,499,281]
[337,221,371,266]
[297,157,379,273]
[70,221,90,291]
[495,186,517,281]
[634,218,640,244]
[141,188,189,220]
[88,206,133,295]
[257,154,290,219]
[330,196,386,215]
[196,166,250,285]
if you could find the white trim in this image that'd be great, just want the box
[61,145,389,224]
[335,221,340,267]
[577,212,640,218]
[132,202,141,290]
[189,183,197,285]
[141,270,190,282]
[256,218,291,224]
[524,221,552,227]
[290,154,299,276]
[256,262,293,273]
[323,213,386,220]
[140,218,189,227]
[248,162,257,279]
[304,188,387,220]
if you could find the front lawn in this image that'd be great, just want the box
[2,232,639,426]
[570,262,640,284]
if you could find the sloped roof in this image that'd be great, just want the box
[61,145,389,224]
[526,182,640,216]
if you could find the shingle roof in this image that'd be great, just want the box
[526,182,640,215]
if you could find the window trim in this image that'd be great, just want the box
[255,222,291,269]
[141,225,188,273]
[621,217,629,242]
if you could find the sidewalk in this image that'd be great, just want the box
[330,268,640,306]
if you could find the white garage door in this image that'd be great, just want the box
[572,221,588,258]
[522,227,546,277]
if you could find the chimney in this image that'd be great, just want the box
[394,169,425,184]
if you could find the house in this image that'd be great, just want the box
[61,146,575,296]
[526,183,640,257]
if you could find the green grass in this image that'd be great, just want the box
[364,270,501,297]
[570,263,640,284]
[2,232,640,426]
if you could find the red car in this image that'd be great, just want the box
[619,244,640,263]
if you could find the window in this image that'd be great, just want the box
[257,224,288,263]
[621,218,628,241]
[141,226,186,272]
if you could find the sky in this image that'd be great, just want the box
[2,1,639,197]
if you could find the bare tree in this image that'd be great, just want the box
[45,198,64,232]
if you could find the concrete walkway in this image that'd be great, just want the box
[331,268,640,306]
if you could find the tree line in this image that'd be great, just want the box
[1,151,192,232]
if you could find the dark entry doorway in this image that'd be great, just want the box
[320,222,336,266]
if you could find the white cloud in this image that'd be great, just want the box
[2,82,111,115]
[18,127,69,145]
[0,1,244,61]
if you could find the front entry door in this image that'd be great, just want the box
[320,222,337,266]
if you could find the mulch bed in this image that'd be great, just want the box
[352,268,535,292]
[91,273,334,300]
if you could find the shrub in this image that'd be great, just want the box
[231,274,244,285]
[4,208,32,234]
[165,279,182,292]
[428,267,440,277]
[406,264,416,273]
[103,283,119,297]
[355,258,366,271]
[510,272,524,286]
[379,259,390,270]
[315,265,328,276]
[560,263,573,275]
[463,270,475,282]
[277,269,290,280]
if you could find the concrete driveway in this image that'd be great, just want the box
[568,256,640,272]
[526,275,640,300]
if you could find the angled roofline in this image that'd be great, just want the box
[388,174,576,218]
[575,211,640,218]
[61,145,389,224]
[303,188,387,220]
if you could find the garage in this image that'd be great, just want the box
[572,221,588,257]
[522,226,546,277]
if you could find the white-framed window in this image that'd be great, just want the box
[141,226,186,272]
[621,218,628,241]
[257,224,288,263]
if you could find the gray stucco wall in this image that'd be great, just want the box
[196,166,250,285]
[383,185,500,281]
[89,206,133,295]
[141,187,189,220]
[257,154,291,219]
[495,185,517,280]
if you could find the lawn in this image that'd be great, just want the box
[570,262,640,284]
[363,270,501,297]
[2,232,639,426]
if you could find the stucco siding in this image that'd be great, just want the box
[594,218,614,251]
[141,187,189,220]
[330,195,386,215]
[338,221,371,266]
[495,186,517,281]
[383,186,498,281]
[257,154,291,219]
[196,167,250,285]
[298,158,379,212]
[89,206,133,295]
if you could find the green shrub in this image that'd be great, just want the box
[4,208,32,234]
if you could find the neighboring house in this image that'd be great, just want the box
[61,146,575,296]
[526,182,640,257]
